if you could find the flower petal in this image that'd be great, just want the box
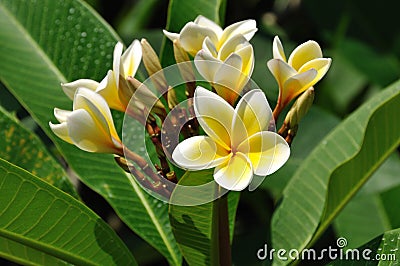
[53,108,71,123]
[96,70,125,111]
[113,42,124,86]
[66,109,119,153]
[272,36,286,62]
[282,69,317,106]
[220,19,257,45]
[172,136,230,170]
[218,34,249,61]
[194,15,223,38]
[231,89,272,147]
[163,30,180,42]
[61,79,99,100]
[179,22,219,55]
[73,88,120,143]
[287,40,322,71]
[121,39,142,78]
[238,131,290,175]
[214,152,253,191]
[234,44,254,78]
[194,49,221,82]
[194,87,234,150]
[49,121,73,144]
[298,58,332,85]
[267,59,297,89]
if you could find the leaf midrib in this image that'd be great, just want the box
[125,172,180,266]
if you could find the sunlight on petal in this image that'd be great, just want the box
[180,23,219,55]
[121,39,142,77]
[220,19,257,46]
[272,36,286,62]
[61,79,99,100]
[214,152,253,191]
[194,15,223,38]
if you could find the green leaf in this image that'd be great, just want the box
[327,228,400,265]
[169,170,240,266]
[0,1,181,264]
[0,106,78,198]
[0,158,136,265]
[160,0,226,66]
[334,154,400,249]
[271,80,400,265]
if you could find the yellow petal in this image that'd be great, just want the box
[194,87,234,150]
[231,89,271,147]
[121,39,142,78]
[234,44,254,78]
[214,152,253,191]
[281,69,317,106]
[67,109,120,153]
[219,19,257,47]
[179,22,219,56]
[172,136,230,170]
[49,121,73,144]
[298,58,332,86]
[238,131,290,175]
[267,59,297,89]
[287,40,322,71]
[194,15,223,38]
[96,70,125,111]
[61,79,99,100]
[218,34,249,61]
[272,36,286,62]
[73,88,121,143]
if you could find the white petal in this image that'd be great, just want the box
[282,69,317,105]
[67,109,118,153]
[73,88,120,142]
[272,36,286,61]
[194,50,221,82]
[239,131,290,176]
[218,34,249,61]
[180,22,219,55]
[220,19,257,45]
[49,121,73,144]
[288,40,323,71]
[113,42,124,86]
[194,15,223,38]
[53,108,71,123]
[61,79,99,100]
[172,136,230,170]
[163,30,180,42]
[202,36,218,58]
[234,44,254,78]
[121,39,142,77]
[214,152,253,191]
[231,89,272,147]
[194,87,235,150]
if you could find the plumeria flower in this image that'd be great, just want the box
[194,35,254,105]
[62,41,164,118]
[172,87,290,191]
[163,15,257,56]
[49,88,122,154]
[267,36,331,115]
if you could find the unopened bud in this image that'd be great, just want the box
[173,40,196,97]
[141,39,168,91]
[284,87,314,128]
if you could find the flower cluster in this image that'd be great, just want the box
[50,15,331,192]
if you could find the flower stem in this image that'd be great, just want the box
[217,190,231,266]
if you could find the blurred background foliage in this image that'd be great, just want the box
[1,0,399,265]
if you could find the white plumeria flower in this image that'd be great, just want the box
[163,15,257,56]
[49,88,122,154]
[62,40,142,112]
[194,35,254,105]
[172,87,290,191]
[267,36,331,112]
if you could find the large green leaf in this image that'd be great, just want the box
[0,158,136,265]
[0,1,180,264]
[0,106,78,198]
[160,0,226,66]
[334,154,400,249]
[169,170,240,266]
[271,80,400,265]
